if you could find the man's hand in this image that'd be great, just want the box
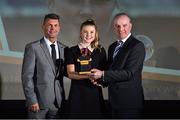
[29,103,40,112]
[90,68,103,80]
[90,79,103,87]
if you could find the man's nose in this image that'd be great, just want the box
[118,26,123,31]
[50,26,54,29]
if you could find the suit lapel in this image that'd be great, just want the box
[111,35,133,67]
[57,41,62,59]
[56,41,62,74]
[108,42,117,68]
[109,42,117,60]
[40,38,56,75]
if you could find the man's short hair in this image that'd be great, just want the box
[43,13,60,24]
[113,12,132,23]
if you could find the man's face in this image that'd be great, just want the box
[42,18,60,42]
[113,15,132,40]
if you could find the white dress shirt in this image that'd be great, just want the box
[44,37,59,59]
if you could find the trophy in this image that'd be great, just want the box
[77,48,92,74]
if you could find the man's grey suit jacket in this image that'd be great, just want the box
[22,38,66,109]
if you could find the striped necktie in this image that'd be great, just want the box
[113,41,123,59]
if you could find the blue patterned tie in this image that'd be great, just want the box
[113,41,123,59]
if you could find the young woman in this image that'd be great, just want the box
[66,19,107,118]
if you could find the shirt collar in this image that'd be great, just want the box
[78,42,94,52]
[44,36,58,47]
[117,33,131,43]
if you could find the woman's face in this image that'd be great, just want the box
[80,25,96,44]
[49,0,116,48]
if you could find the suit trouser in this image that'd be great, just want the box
[112,108,143,119]
[28,104,59,119]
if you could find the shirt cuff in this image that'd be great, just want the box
[102,71,104,82]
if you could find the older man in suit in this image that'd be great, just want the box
[21,13,67,119]
[91,12,145,118]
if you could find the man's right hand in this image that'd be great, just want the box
[90,68,103,79]
[29,103,40,112]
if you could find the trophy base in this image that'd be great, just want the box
[79,71,91,75]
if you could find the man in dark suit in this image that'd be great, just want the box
[91,12,145,118]
[21,13,67,119]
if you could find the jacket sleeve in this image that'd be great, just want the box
[104,42,145,84]
[21,43,38,106]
